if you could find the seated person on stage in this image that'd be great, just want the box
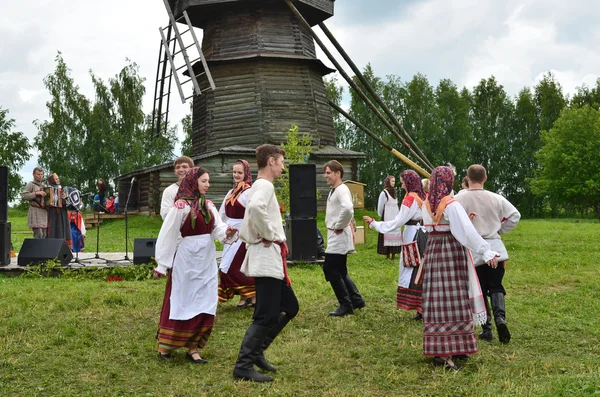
[105,195,115,213]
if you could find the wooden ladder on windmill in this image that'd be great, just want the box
[151,0,216,137]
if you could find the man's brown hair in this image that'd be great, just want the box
[256,144,285,169]
[323,160,344,178]
[467,164,487,184]
[33,167,43,174]
[174,155,194,168]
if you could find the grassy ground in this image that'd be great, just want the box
[1,213,600,396]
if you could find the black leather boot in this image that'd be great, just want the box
[255,314,292,373]
[343,275,365,310]
[233,324,274,382]
[328,278,354,316]
[491,292,511,344]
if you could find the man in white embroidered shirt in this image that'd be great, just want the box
[323,160,365,317]
[233,144,299,382]
[160,156,194,220]
[455,164,520,344]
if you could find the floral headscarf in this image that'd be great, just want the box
[401,170,426,200]
[427,166,455,217]
[175,167,211,226]
[226,159,252,206]
[383,175,396,199]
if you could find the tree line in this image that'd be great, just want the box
[326,65,600,219]
[1,52,179,202]
[3,56,598,218]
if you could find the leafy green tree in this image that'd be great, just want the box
[35,54,176,193]
[570,79,600,110]
[468,77,514,192]
[324,77,349,147]
[535,72,567,132]
[433,79,471,174]
[0,107,32,201]
[505,88,543,216]
[345,65,397,208]
[180,103,193,156]
[34,53,91,189]
[531,106,600,219]
[401,73,442,166]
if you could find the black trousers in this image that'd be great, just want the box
[476,261,506,296]
[323,253,348,281]
[253,277,299,328]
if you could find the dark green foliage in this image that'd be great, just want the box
[0,107,31,201]
[532,106,600,219]
[33,53,177,193]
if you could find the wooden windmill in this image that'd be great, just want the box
[121,0,431,216]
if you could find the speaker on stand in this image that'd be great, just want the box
[0,166,10,267]
[286,164,318,262]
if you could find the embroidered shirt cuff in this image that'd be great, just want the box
[482,250,498,263]
[154,264,168,275]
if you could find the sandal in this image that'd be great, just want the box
[158,353,172,360]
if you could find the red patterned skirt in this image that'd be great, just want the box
[156,272,214,354]
[218,244,255,302]
[421,232,477,357]
[396,267,422,313]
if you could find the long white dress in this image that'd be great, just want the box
[154,201,230,320]
[377,190,402,247]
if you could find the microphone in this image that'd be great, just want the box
[131,177,136,184]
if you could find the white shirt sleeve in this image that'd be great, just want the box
[80,218,86,237]
[370,200,418,234]
[246,183,278,242]
[499,198,521,235]
[445,202,498,262]
[160,185,177,220]
[210,202,234,243]
[333,188,354,231]
[377,191,387,217]
[154,204,190,275]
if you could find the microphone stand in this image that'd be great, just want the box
[80,202,115,265]
[123,178,136,262]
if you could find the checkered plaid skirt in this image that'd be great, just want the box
[421,233,478,356]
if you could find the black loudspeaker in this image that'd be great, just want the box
[0,222,10,267]
[134,238,157,265]
[18,238,73,266]
[289,164,317,218]
[285,217,317,262]
[0,166,8,222]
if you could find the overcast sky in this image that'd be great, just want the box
[1,0,599,183]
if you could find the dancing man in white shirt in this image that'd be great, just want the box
[323,160,365,317]
[160,156,194,220]
[454,164,521,344]
[233,144,299,382]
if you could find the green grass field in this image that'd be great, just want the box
[1,212,599,396]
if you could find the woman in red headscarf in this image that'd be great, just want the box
[376,175,402,259]
[217,160,257,309]
[420,166,499,371]
[364,170,427,320]
[153,167,237,363]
